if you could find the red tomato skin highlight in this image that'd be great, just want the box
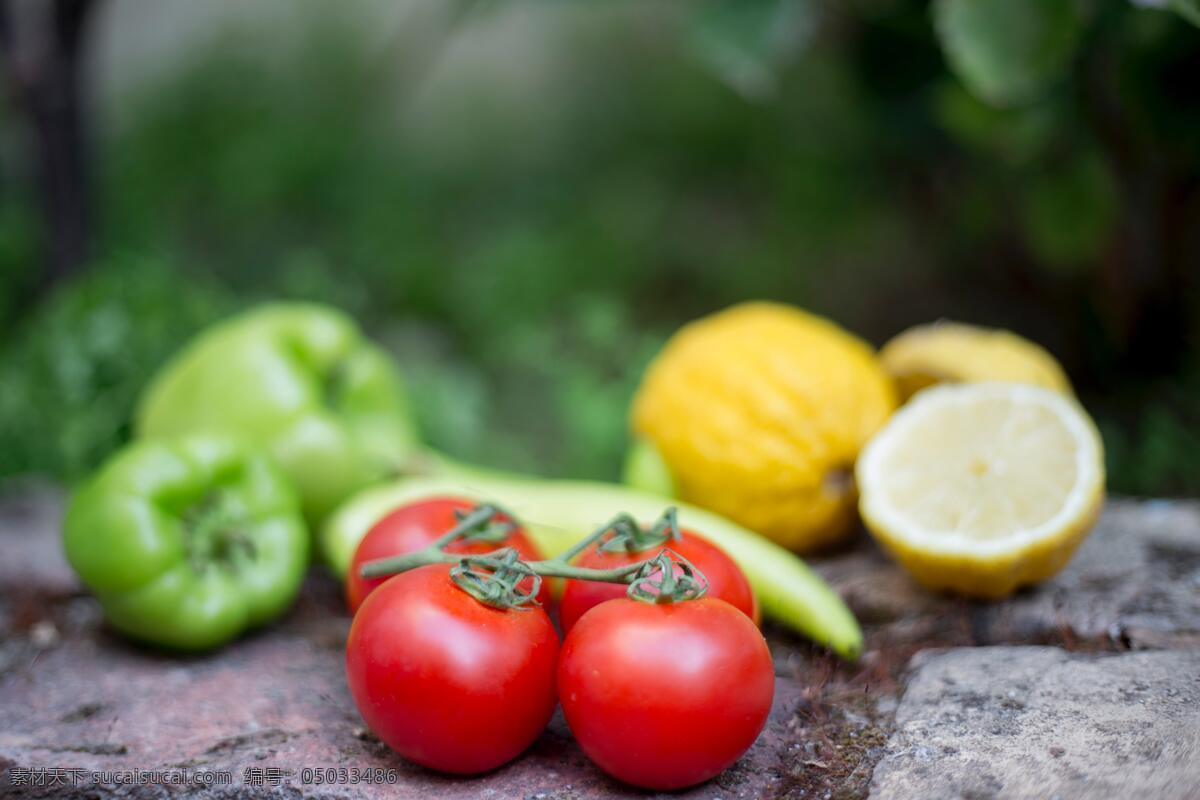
[345,564,559,775]
[345,496,547,612]
[558,530,759,634]
[558,597,774,790]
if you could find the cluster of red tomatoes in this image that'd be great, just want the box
[343,497,775,791]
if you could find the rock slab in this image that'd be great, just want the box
[4,487,1200,799]
[0,613,811,799]
[0,486,807,799]
[870,646,1200,800]
[815,499,1200,652]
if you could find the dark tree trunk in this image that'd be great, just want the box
[0,0,99,285]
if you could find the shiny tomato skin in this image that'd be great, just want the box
[558,530,758,634]
[345,564,559,775]
[558,597,774,791]
[346,496,547,612]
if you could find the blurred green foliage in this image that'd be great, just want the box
[0,0,1198,496]
[0,260,236,481]
[933,0,1083,108]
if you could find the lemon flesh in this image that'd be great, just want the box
[631,302,896,552]
[880,321,1072,401]
[856,383,1104,599]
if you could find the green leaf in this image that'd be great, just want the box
[1130,0,1200,27]
[1019,148,1118,272]
[933,0,1083,107]
[934,79,1062,164]
[1169,0,1200,27]
[689,0,816,101]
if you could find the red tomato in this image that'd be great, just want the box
[558,598,774,790]
[346,564,559,774]
[558,530,758,634]
[346,497,547,612]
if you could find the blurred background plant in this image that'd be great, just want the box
[0,0,1197,495]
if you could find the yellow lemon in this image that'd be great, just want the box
[880,321,1072,401]
[856,383,1105,599]
[631,302,897,552]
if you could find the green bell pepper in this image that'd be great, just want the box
[63,436,309,650]
[135,303,418,524]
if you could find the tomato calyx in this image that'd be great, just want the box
[592,508,682,556]
[449,549,544,610]
[626,550,708,605]
[358,503,521,580]
[554,507,682,564]
[444,503,519,545]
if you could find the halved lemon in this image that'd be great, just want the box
[856,383,1105,599]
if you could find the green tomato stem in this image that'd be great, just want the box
[552,512,635,564]
[551,507,681,564]
[429,503,511,549]
[359,546,651,585]
[359,506,709,609]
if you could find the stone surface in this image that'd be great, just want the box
[870,646,1200,800]
[0,599,812,799]
[2,487,1198,799]
[0,483,76,600]
[0,486,829,799]
[814,499,1200,652]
